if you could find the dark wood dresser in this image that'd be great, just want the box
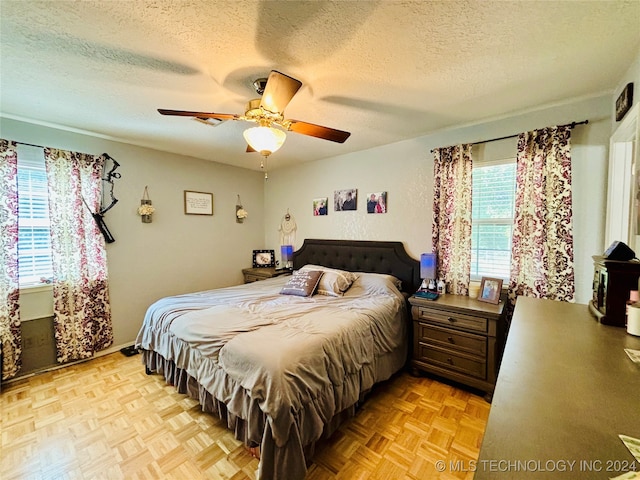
[590,255,640,327]
[409,294,506,399]
[476,297,640,479]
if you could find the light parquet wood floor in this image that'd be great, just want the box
[1,353,489,480]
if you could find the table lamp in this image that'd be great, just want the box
[281,245,293,270]
[420,253,437,290]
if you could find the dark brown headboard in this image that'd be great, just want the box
[292,239,420,293]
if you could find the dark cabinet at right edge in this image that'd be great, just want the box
[589,255,640,327]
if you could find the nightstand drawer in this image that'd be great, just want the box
[417,323,487,356]
[416,344,487,380]
[417,307,488,333]
[244,274,262,283]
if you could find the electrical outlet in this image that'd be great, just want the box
[23,336,35,349]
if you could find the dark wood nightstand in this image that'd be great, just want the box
[408,294,506,400]
[242,267,290,283]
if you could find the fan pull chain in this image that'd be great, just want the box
[261,157,268,180]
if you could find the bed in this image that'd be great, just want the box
[135,239,420,480]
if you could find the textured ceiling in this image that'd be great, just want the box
[1,1,639,171]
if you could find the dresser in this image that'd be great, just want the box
[409,294,506,399]
[590,255,640,327]
[475,297,640,479]
[242,267,289,283]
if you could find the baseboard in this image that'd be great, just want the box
[2,341,135,386]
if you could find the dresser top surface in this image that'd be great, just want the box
[410,293,504,316]
[476,296,640,478]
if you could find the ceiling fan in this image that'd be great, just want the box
[158,70,351,175]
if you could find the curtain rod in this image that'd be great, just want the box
[431,119,589,152]
[13,141,114,161]
[14,140,46,149]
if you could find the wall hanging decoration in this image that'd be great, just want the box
[278,209,297,245]
[137,186,155,223]
[184,190,213,215]
[236,194,248,223]
[616,83,633,122]
[334,188,357,211]
[313,198,328,216]
[366,191,387,214]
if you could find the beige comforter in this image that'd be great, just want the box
[136,272,408,480]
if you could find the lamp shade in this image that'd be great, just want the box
[243,126,286,156]
[420,253,437,279]
[281,244,293,262]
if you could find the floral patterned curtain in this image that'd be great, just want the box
[509,126,575,304]
[432,144,473,295]
[44,148,113,363]
[0,140,22,380]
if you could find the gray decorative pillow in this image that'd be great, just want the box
[280,270,323,297]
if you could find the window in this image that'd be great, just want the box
[17,144,53,287]
[471,159,516,280]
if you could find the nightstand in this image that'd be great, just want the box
[409,294,506,400]
[242,267,289,283]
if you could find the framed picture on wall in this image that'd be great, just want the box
[616,83,633,122]
[184,190,213,215]
[366,191,387,213]
[313,198,328,216]
[334,189,357,211]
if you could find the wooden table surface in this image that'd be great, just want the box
[474,297,640,479]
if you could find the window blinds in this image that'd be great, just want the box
[471,161,516,280]
[17,144,53,286]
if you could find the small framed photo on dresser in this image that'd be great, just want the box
[252,250,275,268]
[478,277,503,304]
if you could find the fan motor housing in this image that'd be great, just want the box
[253,78,268,95]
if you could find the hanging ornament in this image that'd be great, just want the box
[236,194,248,223]
[137,186,154,223]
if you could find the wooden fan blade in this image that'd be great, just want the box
[246,144,257,153]
[158,109,239,121]
[260,71,302,114]
[287,120,351,143]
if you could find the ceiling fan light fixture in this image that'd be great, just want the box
[243,125,286,157]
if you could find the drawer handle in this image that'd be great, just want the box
[447,336,455,343]
[447,317,456,322]
[446,357,454,364]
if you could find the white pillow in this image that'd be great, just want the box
[299,264,358,296]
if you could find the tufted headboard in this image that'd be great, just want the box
[292,239,421,293]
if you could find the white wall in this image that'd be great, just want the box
[265,95,613,305]
[1,117,266,347]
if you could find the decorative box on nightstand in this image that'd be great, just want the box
[409,294,506,400]
[242,267,290,284]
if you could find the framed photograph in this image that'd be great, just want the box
[253,249,275,268]
[616,83,633,122]
[366,191,387,214]
[478,277,503,304]
[313,197,328,216]
[184,190,213,215]
[334,188,357,211]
